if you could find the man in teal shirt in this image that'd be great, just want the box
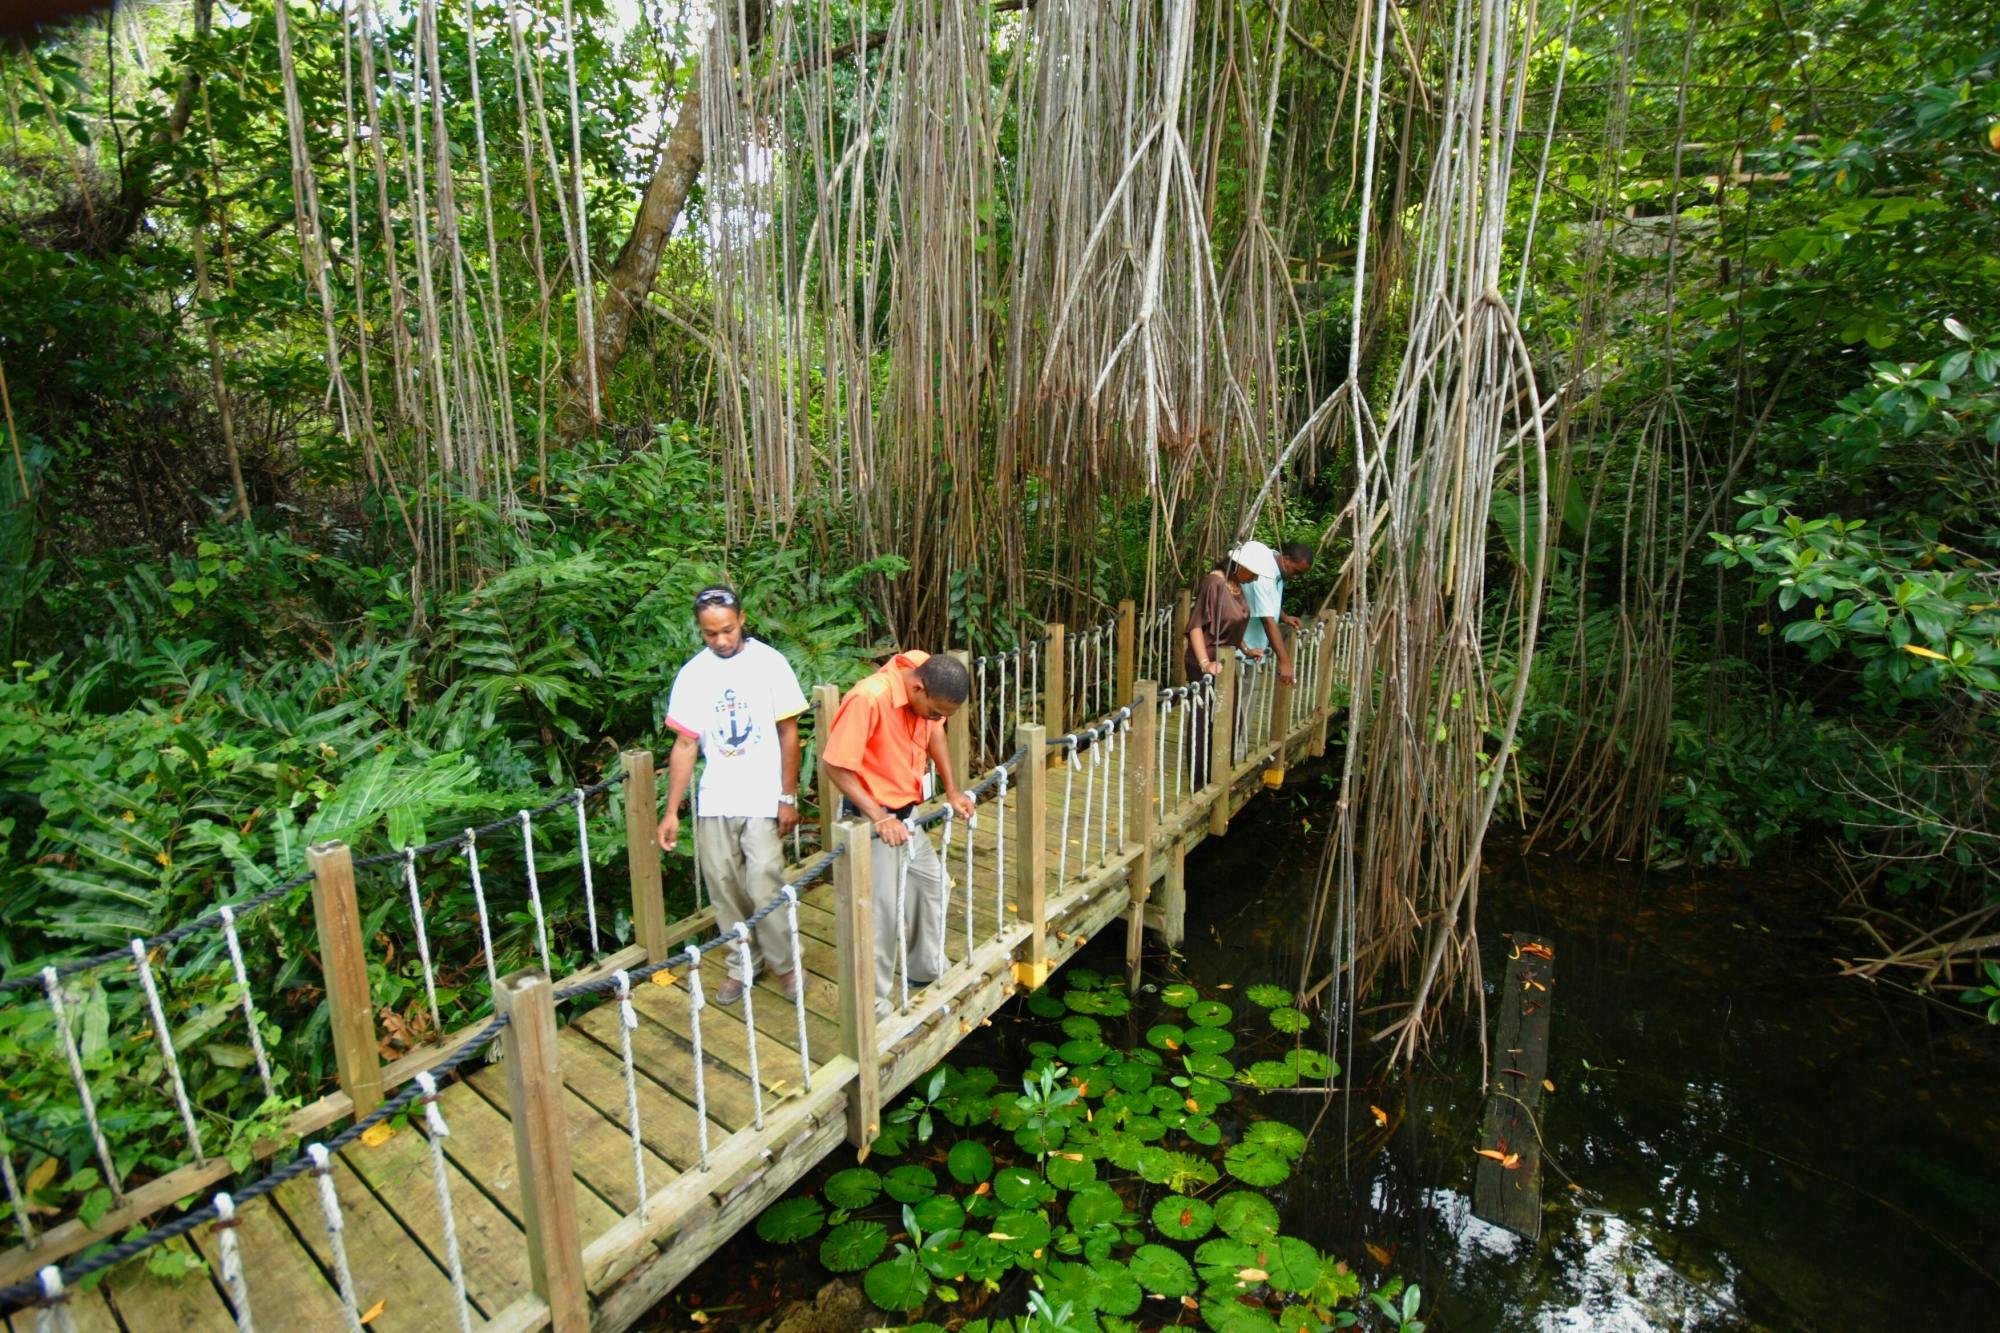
[1242,542,1313,683]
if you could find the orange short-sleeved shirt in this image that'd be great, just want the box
[822,651,940,809]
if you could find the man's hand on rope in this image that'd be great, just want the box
[947,789,976,822]
[874,815,912,846]
[657,811,680,853]
[776,800,800,836]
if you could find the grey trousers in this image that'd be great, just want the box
[873,825,947,1018]
[695,816,790,983]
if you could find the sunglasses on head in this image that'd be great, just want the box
[694,589,740,611]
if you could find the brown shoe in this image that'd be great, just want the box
[771,970,802,1002]
[716,977,747,1005]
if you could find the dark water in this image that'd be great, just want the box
[660,765,2000,1330]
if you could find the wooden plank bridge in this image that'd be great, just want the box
[2,602,1354,1333]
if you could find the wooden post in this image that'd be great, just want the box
[1012,722,1050,989]
[1158,840,1187,946]
[1042,623,1066,751]
[622,749,667,963]
[1268,647,1294,780]
[813,683,841,836]
[1124,681,1157,992]
[1170,590,1192,685]
[1310,610,1340,758]
[1208,654,1237,836]
[1114,599,1136,707]
[496,971,590,1332]
[832,819,879,1148]
[307,842,383,1118]
[946,649,972,782]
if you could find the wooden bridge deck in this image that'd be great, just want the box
[4,614,1348,1333]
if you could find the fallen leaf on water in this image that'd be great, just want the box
[1217,983,1234,990]
[359,1299,387,1326]
[1181,1295,1201,1310]
[1054,1151,1084,1161]
[1237,1267,1269,1282]
[1368,1104,1388,1128]
[25,1158,57,1194]
[1364,1242,1393,1266]
[688,1311,710,1326]
[1542,1078,1556,1093]
[1520,941,1554,959]
[1503,1152,1521,1169]
[1179,1208,1195,1229]
[972,1181,991,1196]
[1184,1097,1200,1113]
[1474,1148,1509,1163]
[360,1123,396,1149]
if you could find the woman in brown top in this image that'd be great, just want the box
[1185,541,1280,784]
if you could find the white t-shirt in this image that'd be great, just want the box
[1242,571,1284,651]
[664,638,808,818]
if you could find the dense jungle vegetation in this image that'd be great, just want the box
[0,0,1994,1261]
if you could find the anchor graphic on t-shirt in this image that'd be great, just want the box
[715,688,755,756]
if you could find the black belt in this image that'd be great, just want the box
[843,799,917,821]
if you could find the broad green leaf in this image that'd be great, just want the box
[864,1249,932,1312]
[885,1164,938,1204]
[947,1139,995,1185]
[819,1218,887,1272]
[755,1196,825,1243]
[1130,1243,1198,1298]
[824,1166,882,1210]
[1153,1194,1215,1240]
[1214,1191,1281,1242]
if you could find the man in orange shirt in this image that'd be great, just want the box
[822,651,977,1018]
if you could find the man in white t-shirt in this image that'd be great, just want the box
[656,585,809,1004]
[1242,541,1313,683]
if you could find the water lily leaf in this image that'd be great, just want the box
[1182,1114,1223,1146]
[1285,1047,1334,1081]
[1014,1121,1068,1154]
[1065,1183,1126,1229]
[1072,1066,1111,1099]
[1224,1141,1294,1187]
[1130,1243,1198,1298]
[1183,1026,1236,1054]
[871,1118,914,1156]
[1027,993,1067,1018]
[1127,1046,1165,1069]
[1194,1236,1261,1287]
[1183,1051,1235,1080]
[1310,1253,1361,1306]
[819,1218,887,1272]
[1059,1037,1111,1065]
[1214,1191,1281,1242]
[1243,1121,1307,1160]
[990,1208,1051,1253]
[1110,1061,1154,1093]
[1061,1015,1104,1042]
[863,1249,932,1312]
[1093,1263,1144,1317]
[994,1166,1054,1208]
[1185,1075,1233,1111]
[756,1196,826,1243]
[1046,1154,1098,1193]
[1146,1022,1187,1051]
[948,1139,995,1185]
[1267,1006,1310,1034]
[913,1193,965,1232]
[1201,1293,1282,1332]
[1186,999,1233,1028]
[1152,1194,1214,1241]
[1067,967,1107,991]
[1065,987,1132,1016]
[1243,1059,1299,1089]
[1138,1148,1220,1191]
[1160,982,1200,1008]
[1100,1129,1147,1170]
[885,1164,938,1204]
[1262,1236,1321,1295]
[1273,1304,1329,1333]
[1244,983,1293,1008]
[824,1167,882,1210]
[1150,1085,1186,1110]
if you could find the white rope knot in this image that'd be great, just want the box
[684,945,705,1011]
[779,884,798,906]
[306,1143,341,1231]
[214,1191,238,1226]
[37,1265,64,1304]
[613,970,639,1030]
[415,1072,450,1137]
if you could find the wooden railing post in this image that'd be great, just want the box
[1012,723,1050,989]
[622,749,667,963]
[1268,649,1294,776]
[1124,681,1157,992]
[1170,591,1192,685]
[1114,599,1136,706]
[1208,654,1238,836]
[813,683,841,839]
[832,818,880,1147]
[946,649,972,780]
[1311,610,1340,758]
[307,841,383,1118]
[1042,624,1066,752]
[496,971,590,1332]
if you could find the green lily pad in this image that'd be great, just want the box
[1061,1014,1104,1041]
[913,1193,966,1233]
[1267,1006,1310,1034]
[1138,1147,1220,1192]
[1201,1294,1282,1332]
[1183,1026,1236,1054]
[1244,983,1293,1008]
[917,1226,974,1279]
[1059,1037,1111,1066]
[1065,1183,1126,1229]
[1067,967,1107,990]
[990,1208,1052,1253]
[1160,982,1200,1008]
[1126,1047,1165,1068]
[1194,1236,1261,1288]
[885,1164,938,1204]
[1243,1121,1307,1160]
[1047,1153,1098,1193]
[1100,1129,1147,1170]
[1027,992,1066,1018]
[1262,1236,1322,1295]
[1186,999,1233,1028]
[1213,1191,1281,1242]
[948,1139,995,1184]
[863,1249,932,1312]
[755,1195,825,1243]
[1285,1048,1334,1081]
[1183,1051,1236,1080]
[1146,1022,1188,1052]
[1094,1263,1144,1317]
[1110,1061,1154,1093]
[1182,1114,1223,1146]
[824,1167,883,1210]
[1123,1113,1167,1142]
[1243,1059,1299,1089]
[1223,1141,1294,1187]
[871,1118,913,1157]
[1130,1243,1198,1298]
[1072,1066,1113,1099]
[820,1218,887,1271]
[994,1166,1055,1208]
[1152,1194,1214,1240]
[1151,1085,1187,1110]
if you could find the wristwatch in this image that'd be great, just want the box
[776,794,798,807]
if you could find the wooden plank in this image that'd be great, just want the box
[1473,932,1555,1240]
[341,1111,534,1317]
[98,1236,234,1329]
[1125,680,1157,992]
[1208,656,1236,835]
[184,1188,348,1329]
[556,1027,724,1172]
[620,960,813,1110]
[1013,724,1050,985]
[23,1276,121,1332]
[569,987,764,1133]
[1042,624,1066,743]
[424,1076,623,1244]
[464,1061,672,1220]
[309,840,384,1117]
[833,820,879,1147]
[268,1152,470,1333]
[624,750,668,964]
[494,972,590,1332]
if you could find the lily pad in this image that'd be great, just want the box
[1130,1243,1198,1298]
[1242,1059,1300,1090]
[1267,1006,1310,1034]
[994,1166,1055,1208]
[1046,1153,1098,1193]
[1061,1014,1104,1041]
[1146,1022,1188,1052]
[1186,999,1233,1028]
[1262,1236,1322,1295]
[1059,1037,1111,1066]
[1183,1051,1236,1080]
[1183,1026,1236,1055]
[1214,1190,1281,1242]
[918,1226,974,1279]
[990,1208,1052,1254]
[885,1164,938,1204]
[1160,982,1200,1008]
[755,1196,825,1243]
[1027,992,1067,1018]
[1285,1048,1334,1081]
[1244,983,1293,1008]
[1067,967,1107,990]
[1201,1293,1282,1332]
[1152,1194,1214,1240]
[947,1139,995,1185]
[1110,1061,1154,1093]
[913,1193,966,1233]
[863,1249,932,1312]
[1181,1114,1223,1146]
[1065,1183,1126,1229]
[1242,1121,1307,1160]
[1123,1113,1168,1143]
[1223,1141,1294,1187]
[1193,1236,1261,1288]
[1138,1147,1220,1192]
[820,1218,887,1271]
[824,1167,883,1210]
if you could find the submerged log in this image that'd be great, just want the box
[1472,932,1554,1240]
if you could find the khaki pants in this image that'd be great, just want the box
[695,816,790,983]
[872,825,947,1018]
